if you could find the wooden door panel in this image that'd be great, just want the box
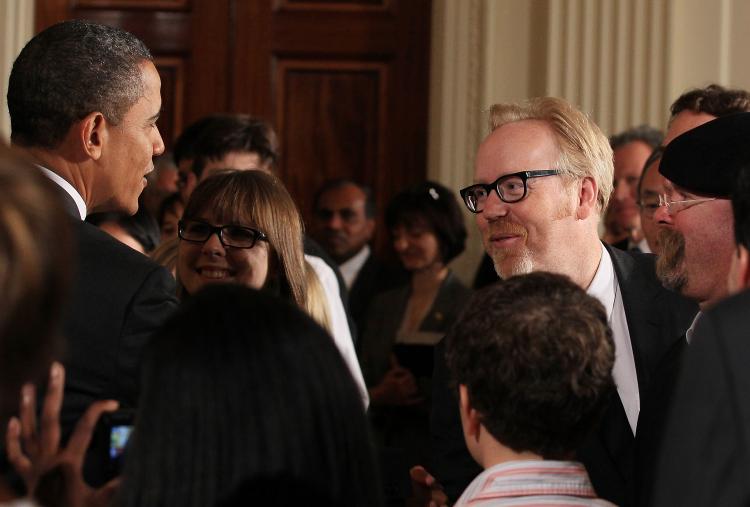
[276,60,386,218]
[153,57,186,148]
[281,0,388,9]
[35,0,431,254]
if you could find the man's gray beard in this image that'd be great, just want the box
[656,228,687,292]
[492,250,533,278]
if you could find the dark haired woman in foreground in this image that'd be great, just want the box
[116,285,382,507]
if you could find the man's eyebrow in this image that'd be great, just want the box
[147,110,162,122]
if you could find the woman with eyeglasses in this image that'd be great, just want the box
[175,170,367,405]
[359,181,470,495]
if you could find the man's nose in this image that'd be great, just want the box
[327,213,343,230]
[653,203,673,226]
[614,181,630,201]
[153,126,166,157]
[482,190,510,220]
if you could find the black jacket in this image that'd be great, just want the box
[429,245,697,505]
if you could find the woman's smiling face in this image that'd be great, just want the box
[177,210,270,295]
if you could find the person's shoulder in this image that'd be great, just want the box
[77,220,174,281]
[708,288,750,320]
[305,253,335,282]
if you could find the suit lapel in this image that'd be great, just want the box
[605,244,678,392]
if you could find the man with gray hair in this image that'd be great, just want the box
[605,125,663,252]
[7,20,178,484]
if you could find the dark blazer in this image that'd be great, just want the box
[359,271,471,387]
[632,332,687,507]
[54,189,178,484]
[429,245,697,505]
[348,252,406,341]
[654,290,750,507]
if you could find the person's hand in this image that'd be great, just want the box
[5,361,120,507]
[370,357,424,406]
[407,465,449,507]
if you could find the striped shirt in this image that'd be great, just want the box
[454,460,616,506]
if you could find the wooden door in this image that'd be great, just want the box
[35,0,432,252]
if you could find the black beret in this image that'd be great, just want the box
[660,112,750,197]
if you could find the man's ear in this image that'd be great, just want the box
[79,112,107,160]
[575,176,599,220]
[459,384,481,442]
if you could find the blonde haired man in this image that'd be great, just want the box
[422,97,696,507]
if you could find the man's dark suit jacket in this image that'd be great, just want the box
[429,245,697,505]
[653,289,750,507]
[55,189,178,483]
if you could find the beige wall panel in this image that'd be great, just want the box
[0,0,34,141]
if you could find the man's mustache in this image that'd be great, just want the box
[488,220,528,238]
[656,228,687,292]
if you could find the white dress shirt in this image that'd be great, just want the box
[588,243,640,434]
[634,237,651,253]
[38,165,87,219]
[305,254,369,407]
[339,245,371,290]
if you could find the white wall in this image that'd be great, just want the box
[0,0,34,141]
[428,0,750,284]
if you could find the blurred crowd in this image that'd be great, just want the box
[1,19,749,507]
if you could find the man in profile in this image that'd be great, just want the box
[7,19,178,482]
[634,112,750,505]
[654,159,750,506]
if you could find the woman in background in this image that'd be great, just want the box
[360,181,470,496]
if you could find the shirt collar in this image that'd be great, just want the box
[586,243,615,319]
[685,311,703,344]
[37,165,87,220]
[635,237,652,253]
[339,245,371,290]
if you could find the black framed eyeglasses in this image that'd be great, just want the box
[459,169,562,213]
[178,219,268,249]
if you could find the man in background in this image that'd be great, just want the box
[664,83,750,143]
[313,179,402,334]
[634,112,750,506]
[653,159,750,507]
[173,114,278,203]
[636,147,665,254]
[604,125,663,251]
